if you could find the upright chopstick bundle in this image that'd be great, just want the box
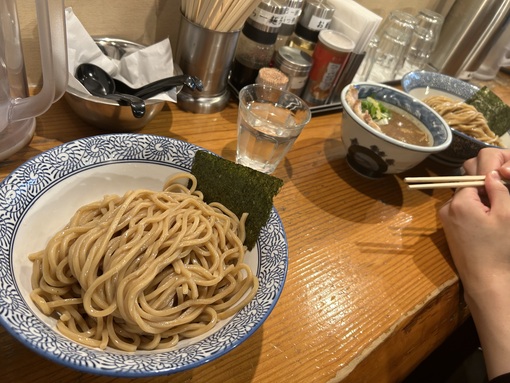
[181,0,262,32]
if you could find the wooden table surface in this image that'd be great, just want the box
[2,73,510,383]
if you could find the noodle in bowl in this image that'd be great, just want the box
[401,70,510,167]
[0,134,288,377]
[29,173,258,352]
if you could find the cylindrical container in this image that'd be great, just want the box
[274,0,305,53]
[353,34,379,82]
[229,0,286,90]
[415,8,444,52]
[175,14,240,114]
[302,30,354,106]
[256,67,289,90]
[287,0,335,56]
[274,46,312,96]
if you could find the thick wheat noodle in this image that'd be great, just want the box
[423,95,504,146]
[29,173,258,352]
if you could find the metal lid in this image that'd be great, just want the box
[298,0,335,30]
[274,46,313,73]
[275,0,305,34]
[275,0,305,25]
[246,0,287,34]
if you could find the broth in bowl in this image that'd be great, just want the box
[378,103,432,147]
[345,86,432,147]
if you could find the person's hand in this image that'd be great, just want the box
[439,148,510,379]
[463,147,510,181]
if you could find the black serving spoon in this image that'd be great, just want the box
[77,63,203,100]
[75,64,145,118]
[113,73,204,99]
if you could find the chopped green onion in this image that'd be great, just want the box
[361,97,391,124]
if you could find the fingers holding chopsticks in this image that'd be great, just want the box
[463,148,510,178]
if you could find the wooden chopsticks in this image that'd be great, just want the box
[181,0,262,32]
[404,175,510,189]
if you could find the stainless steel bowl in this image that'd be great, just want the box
[64,37,176,132]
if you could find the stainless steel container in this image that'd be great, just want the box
[175,14,240,114]
[427,0,510,78]
[273,46,312,96]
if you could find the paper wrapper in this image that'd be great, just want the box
[65,7,177,102]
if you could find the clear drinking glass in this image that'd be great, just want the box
[365,10,417,82]
[415,9,444,52]
[236,84,311,174]
[397,10,444,77]
[398,25,437,76]
[353,34,380,82]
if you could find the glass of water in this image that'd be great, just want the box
[236,84,311,174]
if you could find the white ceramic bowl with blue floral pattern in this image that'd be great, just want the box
[340,82,452,178]
[401,70,510,168]
[0,134,287,377]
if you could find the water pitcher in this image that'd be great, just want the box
[0,0,67,160]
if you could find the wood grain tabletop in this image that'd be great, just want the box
[1,73,510,383]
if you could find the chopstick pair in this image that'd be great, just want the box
[404,175,510,189]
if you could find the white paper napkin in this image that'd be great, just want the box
[328,0,382,54]
[65,7,177,102]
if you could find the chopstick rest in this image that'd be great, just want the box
[404,175,510,189]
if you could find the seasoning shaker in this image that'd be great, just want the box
[302,30,355,106]
[274,0,305,53]
[273,46,312,96]
[287,0,335,56]
[229,0,286,90]
[256,67,290,90]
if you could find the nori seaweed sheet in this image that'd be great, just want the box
[190,151,284,250]
[465,86,510,137]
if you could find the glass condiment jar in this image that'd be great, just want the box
[274,0,305,53]
[229,0,286,90]
[287,0,335,56]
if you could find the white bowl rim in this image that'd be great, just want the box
[341,82,452,152]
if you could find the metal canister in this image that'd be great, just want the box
[274,46,312,96]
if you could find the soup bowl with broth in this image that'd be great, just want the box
[340,82,452,178]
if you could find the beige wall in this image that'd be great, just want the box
[356,0,453,20]
[17,0,452,86]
